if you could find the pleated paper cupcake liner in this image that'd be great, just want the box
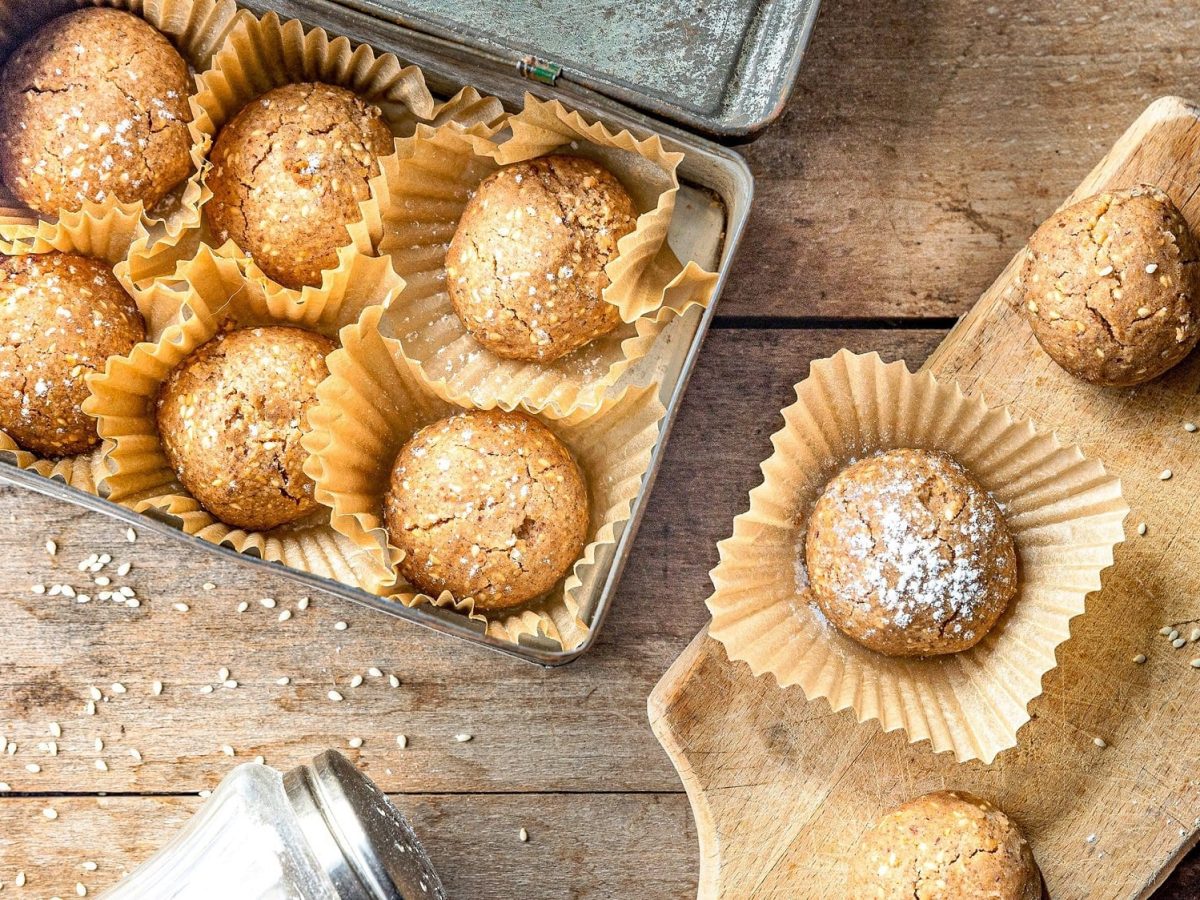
[359,107,718,415]
[706,350,1129,764]
[0,205,190,493]
[83,242,402,581]
[167,9,506,299]
[302,304,666,650]
[0,0,240,261]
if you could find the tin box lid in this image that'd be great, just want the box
[325,0,820,140]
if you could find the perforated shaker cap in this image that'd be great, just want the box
[284,750,446,900]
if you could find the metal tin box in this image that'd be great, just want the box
[0,0,819,664]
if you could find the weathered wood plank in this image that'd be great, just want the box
[722,0,1200,320]
[0,792,696,898]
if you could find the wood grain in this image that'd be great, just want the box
[650,97,1200,899]
[723,0,1200,320]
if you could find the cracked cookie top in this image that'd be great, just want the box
[204,82,394,290]
[848,791,1041,900]
[0,8,192,217]
[0,252,145,458]
[445,155,638,363]
[1018,184,1200,387]
[155,325,333,532]
[385,408,590,611]
[804,449,1017,657]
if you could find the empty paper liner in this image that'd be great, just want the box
[359,97,719,415]
[303,304,667,650]
[706,350,1129,764]
[0,204,189,494]
[84,242,402,587]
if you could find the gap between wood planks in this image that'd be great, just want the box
[710,316,961,330]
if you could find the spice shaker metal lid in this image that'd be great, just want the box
[284,751,446,900]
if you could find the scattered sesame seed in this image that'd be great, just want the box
[1146,263,1158,273]
[454,733,473,743]
[348,737,363,749]
[199,686,214,695]
[43,807,57,819]
[32,583,45,594]
[223,680,238,689]
[77,883,87,896]
[152,681,163,696]
[1160,626,1173,636]
[333,621,348,631]
[276,677,290,686]
[129,749,142,762]
[1087,833,1098,843]
[221,745,234,757]
[1191,629,1200,643]
[519,827,529,842]
[1093,737,1107,749]
[126,528,137,543]
[297,597,310,610]
[0,782,10,791]
[328,691,344,702]
[127,598,141,609]
[1173,637,1187,649]
[173,603,189,612]
[49,722,61,738]
[111,682,126,694]
[199,790,212,798]
[116,562,131,577]
[367,667,383,678]
[349,675,364,688]
[1190,658,1200,668]
[1160,469,1173,481]
[15,872,25,887]
[388,674,400,688]
[26,763,41,773]
[396,734,408,749]
[94,759,107,772]
[260,598,276,609]
[82,862,97,872]
[254,755,265,765]
[203,582,216,591]
[278,610,292,622]
[84,701,96,716]
[1170,630,1180,641]
[1137,522,1147,536]
[1133,654,1147,664]
[1185,422,1197,433]
[218,668,230,682]
[236,601,249,613]
[94,738,103,752]
[46,539,58,556]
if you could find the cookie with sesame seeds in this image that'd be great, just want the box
[0,8,192,217]
[848,791,1041,900]
[1018,184,1200,387]
[445,155,638,363]
[155,326,334,531]
[384,409,590,611]
[0,252,144,457]
[805,449,1017,657]
[204,82,394,290]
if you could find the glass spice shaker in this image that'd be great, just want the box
[100,751,445,900]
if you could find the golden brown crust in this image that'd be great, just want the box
[805,449,1017,657]
[1018,184,1200,387]
[445,155,637,362]
[0,252,144,457]
[384,409,590,611]
[848,791,1042,900]
[155,326,333,531]
[0,8,192,216]
[205,82,394,290]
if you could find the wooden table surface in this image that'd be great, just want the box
[2,0,1199,896]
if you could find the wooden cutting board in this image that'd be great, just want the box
[648,95,1200,900]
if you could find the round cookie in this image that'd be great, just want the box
[0,252,144,457]
[155,326,333,531]
[848,791,1041,900]
[0,8,192,216]
[384,409,590,611]
[805,449,1017,657]
[205,82,394,290]
[445,155,638,363]
[1019,184,1200,387]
